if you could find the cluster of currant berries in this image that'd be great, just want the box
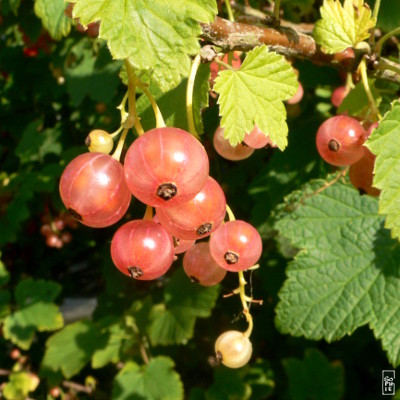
[59,126,263,368]
[40,212,77,249]
[316,115,380,196]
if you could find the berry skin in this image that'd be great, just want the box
[111,220,174,280]
[59,153,131,228]
[156,176,226,240]
[183,242,227,286]
[331,85,349,108]
[349,148,380,196]
[215,330,252,368]
[243,125,276,149]
[173,237,195,254]
[316,115,366,166]
[213,126,254,161]
[287,82,304,105]
[124,127,209,207]
[85,129,114,154]
[209,220,262,272]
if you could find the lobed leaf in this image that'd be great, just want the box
[275,180,400,366]
[112,357,183,400]
[213,45,298,150]
[34,0,72,40]
[366,101,400,241]
[71,0,217,92]
[313,0,376,54]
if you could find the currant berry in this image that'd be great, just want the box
[156,176,226,240]
[213,126,254,161]
[183,242,227,286]
[287,82,304,105]
[111,220,174,280]
[173,237,195,254]
[243,125,276,149]
[331,85,349,108]
[349,148,380,196]
[59,153,131,228]
[124,127,209,207]
[85,129,114,154]
[215,330,252,368]
[209,220,262,272]
[316,115,366,166]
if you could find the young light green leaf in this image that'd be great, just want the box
[366,101,400,241]
[34,0,71,40]
[149,269,219,346]
[71,0,217,92]
[213,45,298,150]
[283,348,344,400]
[3,372,39,400]
[275,180,400,366]
[112,357,183,400]
[314,0,376,54]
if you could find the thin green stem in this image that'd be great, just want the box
[186,54,201,140]
[111,128,129,161]
[224,0,234,22]
[143,205,153,221]
[375,26,400,57]
[214,58,234,71]
[372,0,381,20]
[110,125,124,139]
[273,0,281,21]
[136,80,166,128]
[359,58,382,120]
[226,204,236,221]
[238,272,253,337]
[125,61,145,135]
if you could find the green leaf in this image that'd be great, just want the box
[206,368,252,400]
[4,0,21,15]
[0,290,11,322]
[377,0,400,32]
[3,279,63,349]
[3,372,39,400]
[0,253,10,286]
[34,0,72,40]
[92,320,130,369]
[337,79,381,116]
[15,279,61,306]
[366,101,400,240]
[3,303,64,350]
[274,180,400,366]
[71,0,217,92]
[41,320,106,379]
[314,0,376,54]
[283,348,344,400]
[149,269,219,346]
[137,63,210,135]
[214,45,298,150]
[112,357,183,400]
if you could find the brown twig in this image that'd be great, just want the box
[201,17,400,85]
[62,380,93,394]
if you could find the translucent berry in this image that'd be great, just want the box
[349,148,380,196]
[209,220,262,272]
[215,330,252,368]
[156,176,226,240]
[124,127,209,207]
[243,125,276,149]
[59,153,131,227]
[183,242,227,286]
[287,82,304,105]
[331,85,349,108]
[213,126,254,161]
[316,115,366,166]
[173,237,195,254]
[111,220,174,280]
[85,129,114,154]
